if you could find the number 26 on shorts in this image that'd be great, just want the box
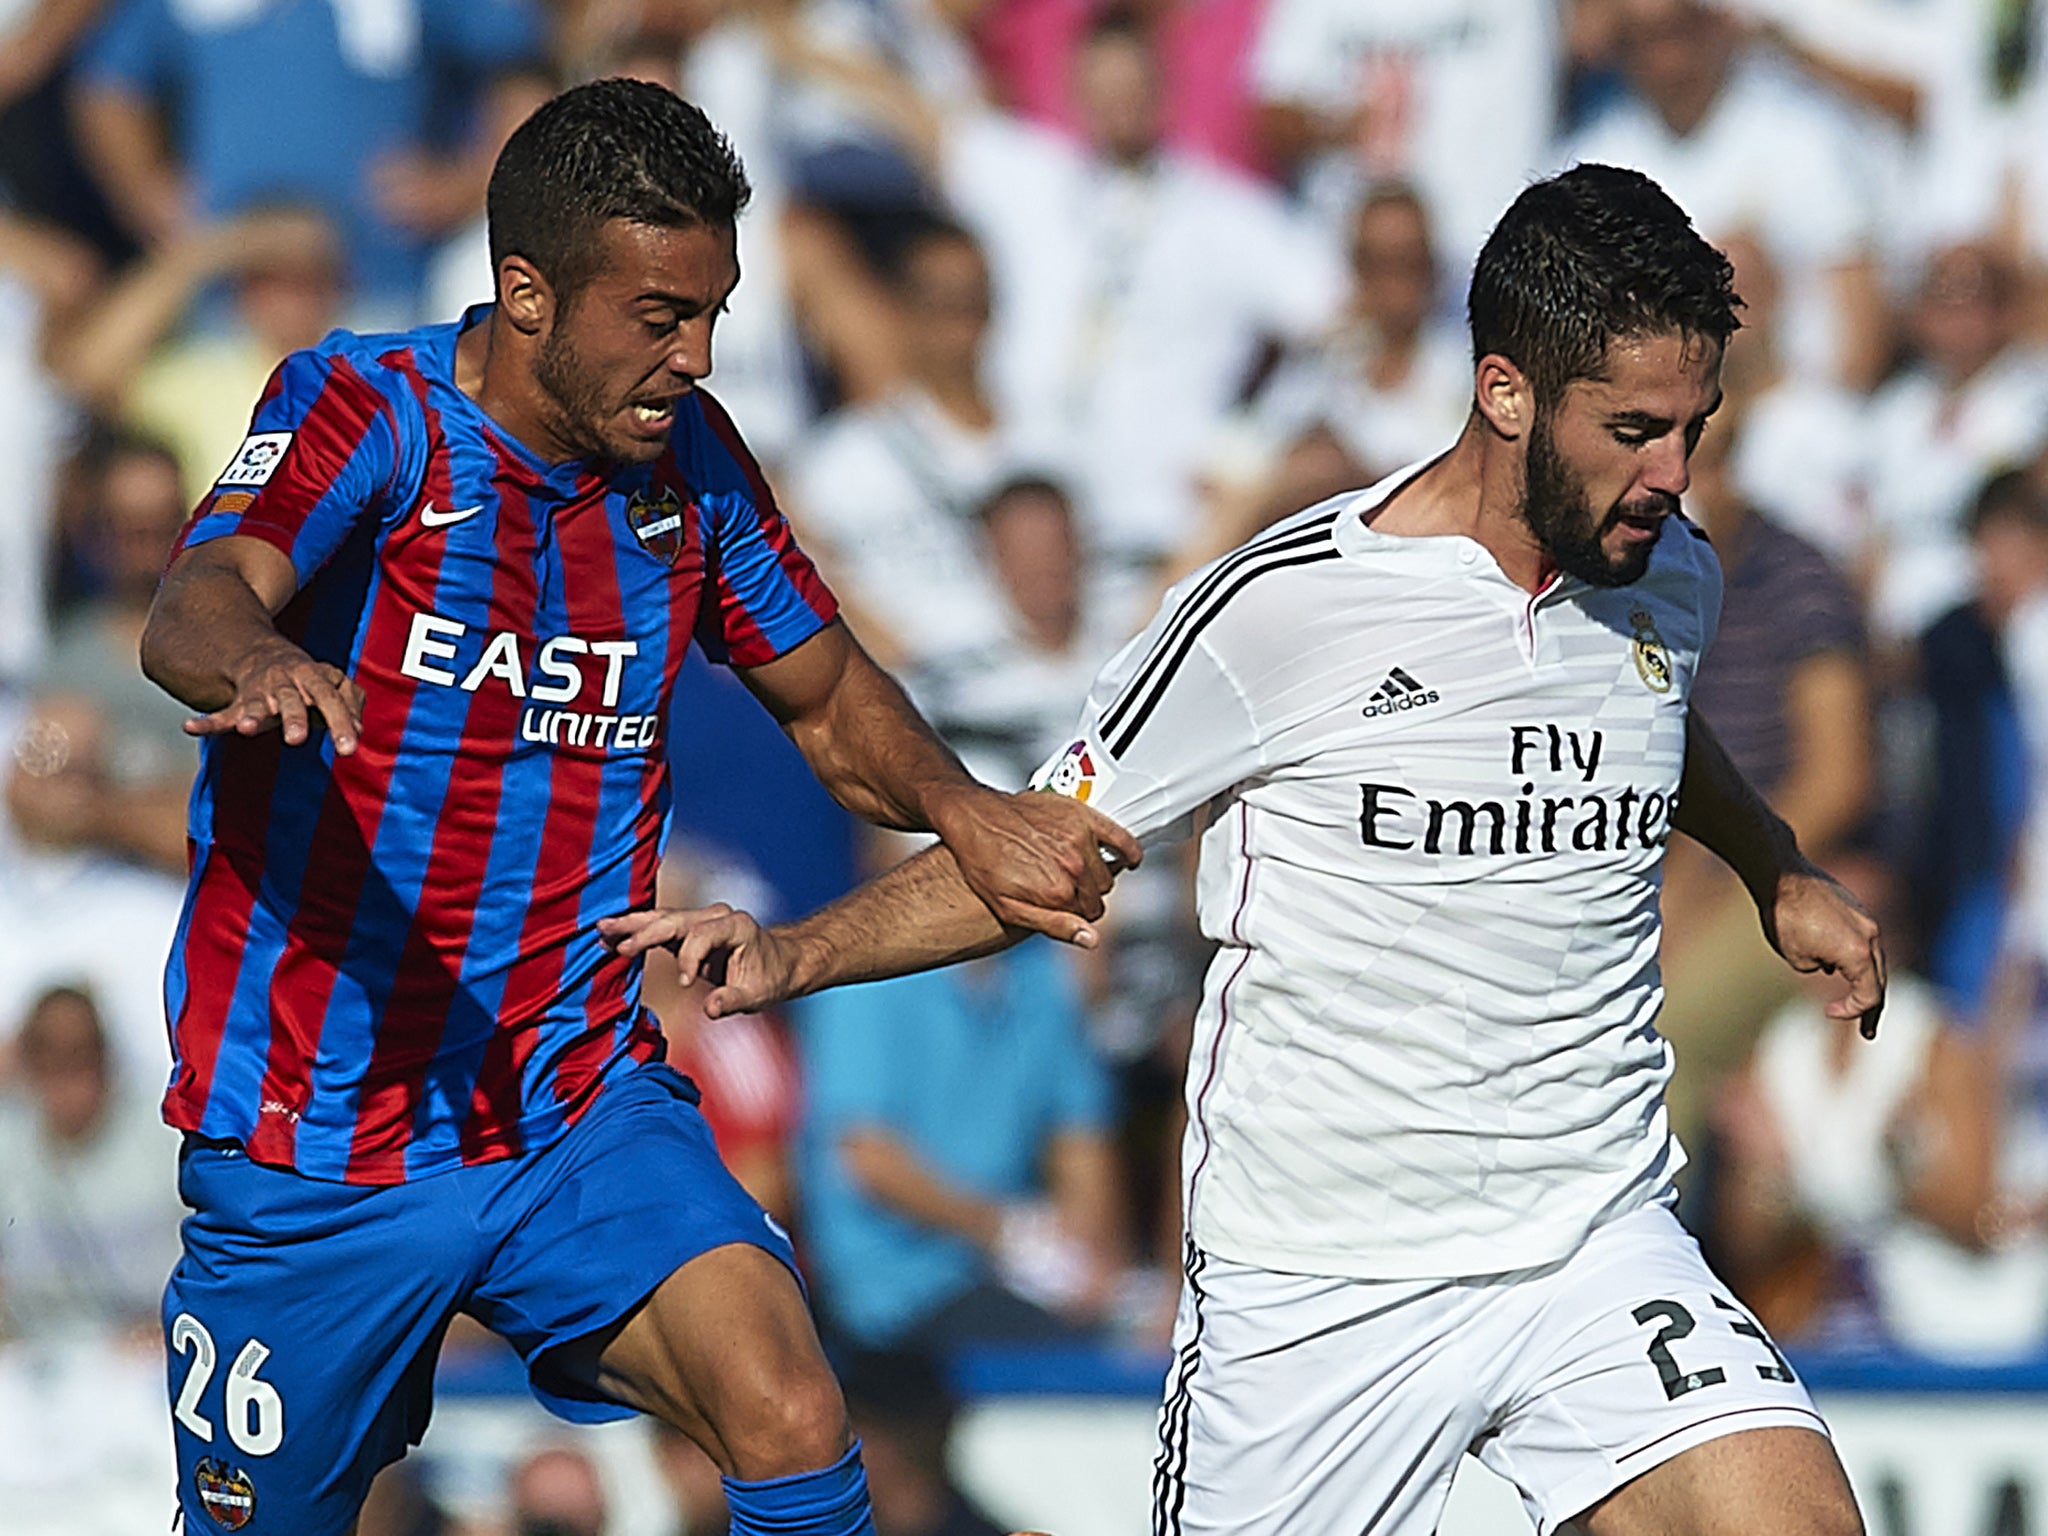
[171,1313,286,1456]
[1632,1295,1796,1401]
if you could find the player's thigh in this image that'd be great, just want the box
[1571,1425,1861,1536]
[472,1062,842,1478]
[165,1144,468,1536]
[1152,1245,1483,1536]
[579,1241,848,1477]
[1480,1204,1838,1536]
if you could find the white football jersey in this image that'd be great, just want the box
[1033,465,1723,1278]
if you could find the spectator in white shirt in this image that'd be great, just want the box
[0,984,183,1343]
[1715,232,1868,569]
[1861,242,2048,646]
[1561,0,1891,388]
[0,694,184,1094]
[1248,184,1472,494]
[963,9,1345,567]
[788,221,1014,672]
[1250,0,1559,278]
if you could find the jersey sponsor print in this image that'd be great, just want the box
[163,310,837,1184]
[1033,470,1723,1280]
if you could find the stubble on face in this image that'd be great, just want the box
[1521,408,1671,588]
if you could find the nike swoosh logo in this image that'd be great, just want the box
[420,504,483,528]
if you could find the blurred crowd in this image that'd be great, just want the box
[7,0,2048,1530]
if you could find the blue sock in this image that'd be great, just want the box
[722,1441,877,1536]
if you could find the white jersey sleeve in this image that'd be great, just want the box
[1029,603,1265,849]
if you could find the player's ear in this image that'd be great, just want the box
[1474,354,1533,442]
[496,255,553,337]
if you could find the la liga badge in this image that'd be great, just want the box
[1039,740,1097,802]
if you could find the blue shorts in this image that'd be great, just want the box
[162,1060,798,1536]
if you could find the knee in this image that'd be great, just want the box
[715,1359,851,1481]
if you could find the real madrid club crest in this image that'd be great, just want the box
[194,1457,256,1530]
[625,483,686,566]
[1630,608,1673,693]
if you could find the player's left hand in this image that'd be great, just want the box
[1761,865,1886,1039]
[928,785,1143,940]
[598,904,802,1017]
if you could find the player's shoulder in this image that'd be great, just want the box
[1146,492,1359,657]
[270,320,455,423]
[665,386,774,508]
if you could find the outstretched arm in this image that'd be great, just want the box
[738,622,1140,937]
[600,838,1048,1017]
[1672,710,1885,1037]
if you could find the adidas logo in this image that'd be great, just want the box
[1362,666,1440,718]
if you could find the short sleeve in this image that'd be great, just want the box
[1030,572,1268,847]
[171,348,403,587]
[691,393,839,669]
[78,0,178,93]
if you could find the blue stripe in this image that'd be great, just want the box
[294,459,498,1177]
[707,490,829,655]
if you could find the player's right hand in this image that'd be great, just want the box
[598,905,800,1017]
[187,639,365,754]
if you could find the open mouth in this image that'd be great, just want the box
[629,398,680,433]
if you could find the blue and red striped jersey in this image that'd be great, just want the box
[162,311,838,1184]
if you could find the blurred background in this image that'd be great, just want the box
[3,0,2048,1531]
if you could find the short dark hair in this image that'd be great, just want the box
[1468,163,1740,404]
[977,473,1075,527]
[487,78,750,300]
[1966,466,2048,537]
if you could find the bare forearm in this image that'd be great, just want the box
[1048,1134,1125,1273]
[779,844,1020,998]
[72,85,183,242]
[141,556,291,710]
[780,638,979,833]
[1672,712,1811,909]
[841,1130,1003,1246]
[53,235,217,405]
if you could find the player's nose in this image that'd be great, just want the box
[1643,434,1691,498]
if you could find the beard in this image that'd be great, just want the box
[1523,411,1671,588]
[534,320,618,461]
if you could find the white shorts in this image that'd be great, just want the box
[1150,1202,1827,1535]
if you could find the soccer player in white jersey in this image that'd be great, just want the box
[604,164,1884,1536]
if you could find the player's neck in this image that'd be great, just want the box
[1371,416,1556,593]
[458,313,582,466]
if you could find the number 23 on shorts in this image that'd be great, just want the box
[1632,1294,1796,1401]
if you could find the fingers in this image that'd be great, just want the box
[183,663,364,752]
[995,901,1100,949]
[299,670,363,755]
[1085,807,1144,871]
[1820,929,1887,1040]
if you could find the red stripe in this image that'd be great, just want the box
[696,391,837,665]
[456,438,625,1157]
[161,738,285,1134]
[167,366,292,567]
[339,377,540,1179]
[1185,802,1254,1214]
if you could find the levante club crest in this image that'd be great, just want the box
[626,484,687,566]
[194,1457,256,1530]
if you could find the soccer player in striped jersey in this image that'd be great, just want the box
[610,166,1886,1536]
[139,80,1136,1536]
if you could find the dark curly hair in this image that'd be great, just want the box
[487,78,751,302]
[1468,163,1740,405]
